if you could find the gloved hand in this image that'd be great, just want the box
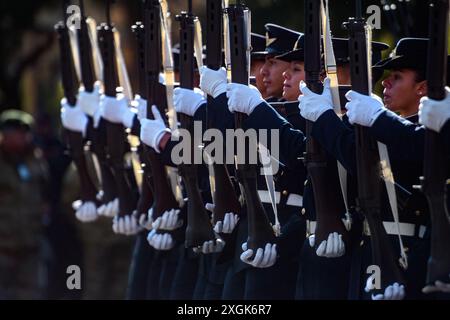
[112,215,140,236]
[60,98,88,136]
[136,210,153,231]
[173,87,206,116]
[147,230,175,251]
[345,90,385,127]
[419,87,450,133]
[298,77,333,122]
[200,239,225,254]
[227,83,264,115]
[140,105,171,153]
[133,95,148,121]
[97,198,119,218]
[240,242,277,268]
[74,201,98,223]
[309,232,345,258]
[205,203,240,234]
[151,208,183,231]
[78,81,102,117]
[199,66,228,98]
[365,275,405,300]
[422,276,450,294]
[101,93,136,128]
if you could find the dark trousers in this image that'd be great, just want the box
[126,231,154,300]
[295,239,352,300]
[170,246,200,300]
[244,258,299,300]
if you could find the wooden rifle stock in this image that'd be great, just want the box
[98,0,137,217]
[55,1,97,204]
[74,0,117,205]
[206,0,241,227]
[226,1,275,251]
[177,2,216,248]
[345,0,404,290]
[143,0,179,220]
[132,21,154,216]
[422,0,450,286]
[304,0,348,247]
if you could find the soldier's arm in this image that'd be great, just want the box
[244,101,307,168]
[369,110,425,162]
[159,103,207,167]
[311,110,357,174]
[159,94,235,166]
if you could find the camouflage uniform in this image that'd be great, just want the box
[0,110,49,299]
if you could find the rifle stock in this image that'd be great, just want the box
[226,1,275,251]
[345,0,404,290]
[98,0,138,217]
[304,0,348,247]
[143,0,179,220]
[422,0,450,286]
[177,1,216,248]
[132,21,155,216]
[56,1,97,204]
[206,0,241,228]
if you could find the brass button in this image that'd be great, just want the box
[282,190,288,196]
[415,210,421,216]
[301,208,306,215]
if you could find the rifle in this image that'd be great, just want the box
[206,0,241,230]
[304,0,348,248]
[76,0,118,207]
[226,0,275,252]
[344,0,404,291]
[56,0,98,205]
[142,0,179,221]
[97,0,138,217]
[422,0,450,287]
[176,0,216,248]
[131,21,154,217]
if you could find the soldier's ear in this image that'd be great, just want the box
[416,81,427,97]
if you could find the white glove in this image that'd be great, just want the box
[132,95,148,121]
[200,239,225,254]
[365,275,405,300]
[147,230,175,251]
[74,201,98,223]
[422,276,450,294]
[298,77,333,122]
[309,232,345,258]
[112,215,140,236]
[139,105,171,153]
[136,211,153,231]
[60,98,88,136]
[78,82,102,117]
[199,66,228,98]
[151,208,183,231]
[419,87,450,133]
[205,203,240,234]
[173,87,206,116]
[227,83,264,115]
[345,90,385,127]
[101,93,136,128]
[240,242,277,268]
[97,198,119,218]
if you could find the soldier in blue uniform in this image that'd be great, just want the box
[297,38,446,300]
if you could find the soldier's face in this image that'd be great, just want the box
[260,56,290,98]
[251,59,267,98]
[382,69,427,116]
[282,61,305,101]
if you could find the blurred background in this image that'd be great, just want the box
[0,0,438,300]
